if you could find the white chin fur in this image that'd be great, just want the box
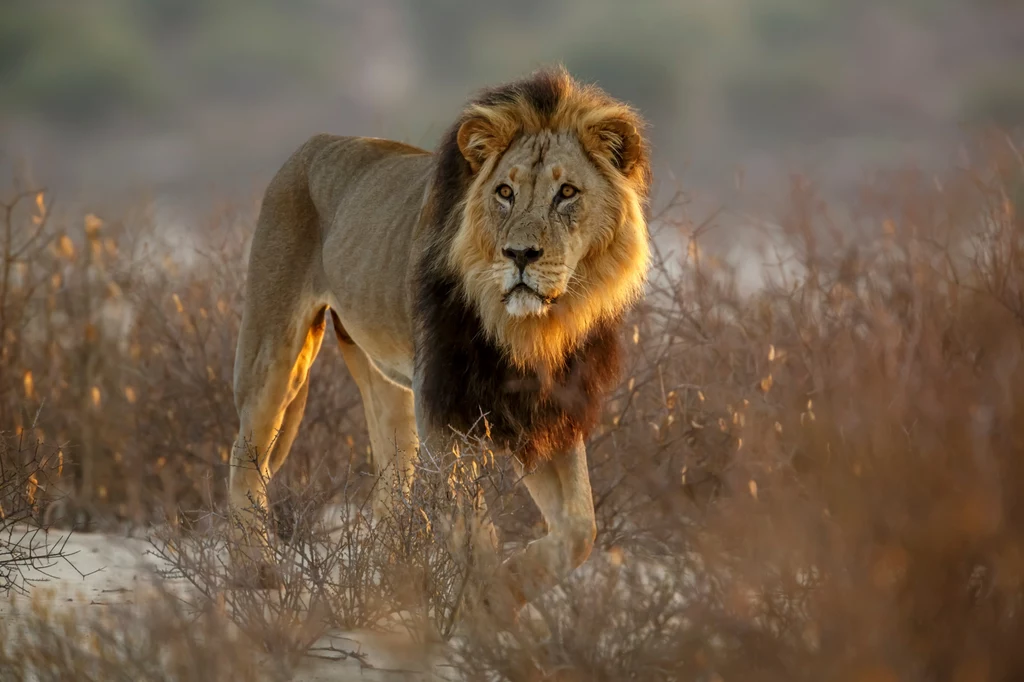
[505,291,547,318]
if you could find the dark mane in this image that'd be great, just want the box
[412,68,630,468]
[422,67,576,251]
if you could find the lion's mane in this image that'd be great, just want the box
[413,67,651,468]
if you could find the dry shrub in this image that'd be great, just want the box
[448,134,1024,680]
[2,134,1024,680]
[0,181,368,530]
[0,586,277,682]
[0,432,74,595]
[147,429,521,664]
[148,473,395,666]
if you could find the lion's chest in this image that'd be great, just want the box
[414,276,622,464]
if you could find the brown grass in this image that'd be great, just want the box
[0,585,278,682]
[2,132,1024,680]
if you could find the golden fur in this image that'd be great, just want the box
[449,72,650,370]
[227,67,652,619]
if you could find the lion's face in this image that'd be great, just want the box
[446,84,650,369]
[464,131,615,319]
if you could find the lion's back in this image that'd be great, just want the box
[292,135,435,380]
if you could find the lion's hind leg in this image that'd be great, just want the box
[332,333,418,521]
[228,301,327,581]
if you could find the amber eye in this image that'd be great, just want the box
[559,184,578,199]
[496,184,514,200]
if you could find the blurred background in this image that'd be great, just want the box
[2,0,1023,213]
[6,3,1024,676]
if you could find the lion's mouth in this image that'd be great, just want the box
[502,282,557,306]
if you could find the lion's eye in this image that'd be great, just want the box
[496,184,514,200]
[558,184,579,200]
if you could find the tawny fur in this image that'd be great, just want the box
[449,71,650,370]
[228,66,651,616]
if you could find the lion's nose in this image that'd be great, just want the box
[502,246,543,272]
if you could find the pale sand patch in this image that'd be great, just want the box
[0,525,459,681]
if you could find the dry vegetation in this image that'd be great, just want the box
[2,133,1024,680]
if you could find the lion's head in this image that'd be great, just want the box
[440,67,652,371]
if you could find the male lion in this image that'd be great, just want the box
[229,67,651,618]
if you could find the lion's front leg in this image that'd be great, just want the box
[491,440,596,619]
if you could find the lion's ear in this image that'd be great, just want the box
[457,116,511,173]
[584,116,644,176]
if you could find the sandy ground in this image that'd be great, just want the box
[0,525,460,681]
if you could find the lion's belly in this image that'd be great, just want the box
[312,141,433,387]
[320,217,420,387]
[322,244,416,385]
[328,294,415,386]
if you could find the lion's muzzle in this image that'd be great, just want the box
[502,246,544,273]
[502,278,558,318]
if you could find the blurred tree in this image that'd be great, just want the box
[723,56,845,145]
[404,0,551,81]
[750,3,833,50]
[962,67,1024,128]
[564,50,682,131]
[0,7,159,127]
[129,0,211,36]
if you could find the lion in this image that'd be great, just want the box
[228,66,651,619]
